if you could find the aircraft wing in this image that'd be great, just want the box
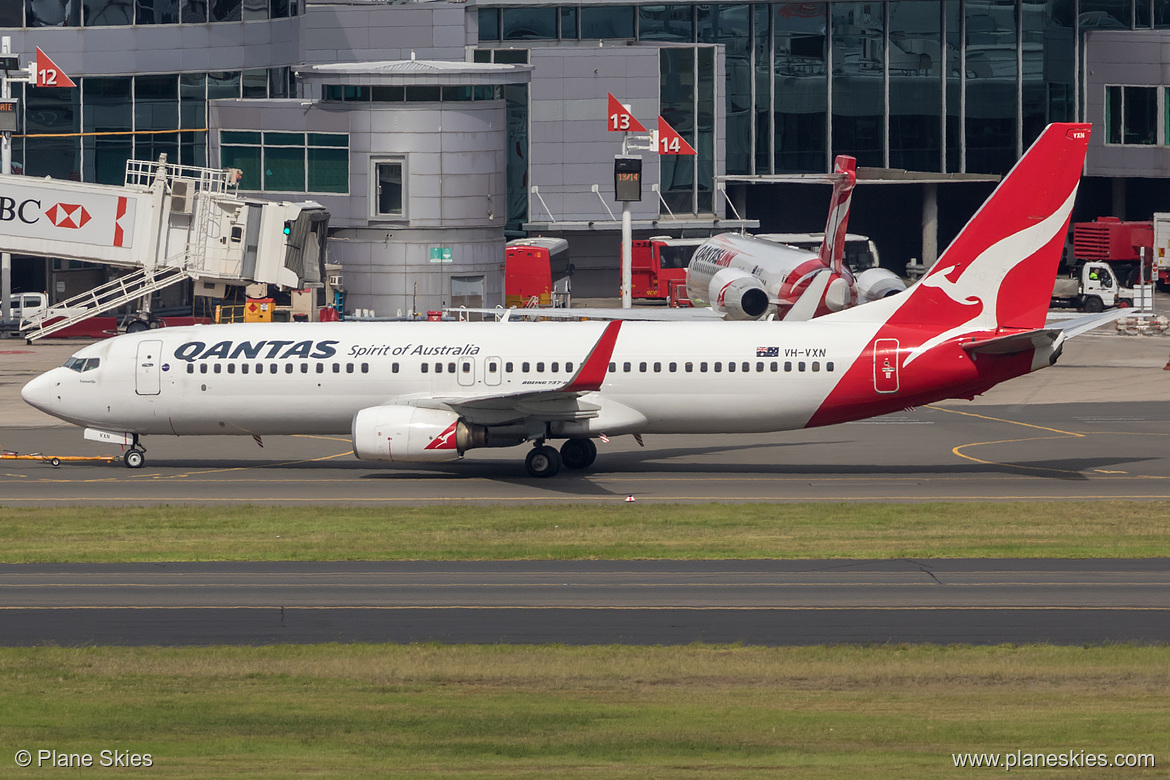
[445,306,723,322]
[393,320,625,425]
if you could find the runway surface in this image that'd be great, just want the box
[3,401,1170,503]
[1,559,1166,645]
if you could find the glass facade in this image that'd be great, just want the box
[471,1,1100,179]
[4,67,294,183]
[18,0,295,25]
[219,130,349,193]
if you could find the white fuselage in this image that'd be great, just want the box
[23,318,892,438]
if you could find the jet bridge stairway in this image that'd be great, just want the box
[21,265,187,340]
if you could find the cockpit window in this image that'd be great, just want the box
[64,357,100,372]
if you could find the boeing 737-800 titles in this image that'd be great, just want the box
[23,123,1114,477]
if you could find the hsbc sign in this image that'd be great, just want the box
[0,183,137,250]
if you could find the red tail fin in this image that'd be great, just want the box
[887,124,1090,344]
[817,155,857,276]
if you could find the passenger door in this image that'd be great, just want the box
[135,340,163,396]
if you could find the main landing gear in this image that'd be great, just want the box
[123,435,146,469]
[524,438,598,478]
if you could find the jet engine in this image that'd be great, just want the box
[708,267,769,320]
[353,405,481,462]
[855,268,907,302]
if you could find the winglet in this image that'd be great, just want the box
[562,321,622,392]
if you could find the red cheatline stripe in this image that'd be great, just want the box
[563,321,623,392]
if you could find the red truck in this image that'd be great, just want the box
[1072,216,1167,289]
[630,236,705,306]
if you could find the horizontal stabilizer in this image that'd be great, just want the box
[961,328,1062,356]
[1055,308,1130,339]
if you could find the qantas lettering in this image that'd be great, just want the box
[174,340,339,362]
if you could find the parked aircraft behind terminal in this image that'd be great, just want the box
[24,124,1116,477]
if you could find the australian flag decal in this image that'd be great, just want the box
[756,346,779,357]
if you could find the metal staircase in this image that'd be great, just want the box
[21,265,187,341]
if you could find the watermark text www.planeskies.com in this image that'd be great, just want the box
[953,749,1154,771]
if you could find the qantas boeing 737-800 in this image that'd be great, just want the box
[22,123,1116,477]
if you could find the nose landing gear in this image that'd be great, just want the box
[122,435,146,469]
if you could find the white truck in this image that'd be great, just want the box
[1050,261,1133,312]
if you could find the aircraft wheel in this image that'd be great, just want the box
[125,320,149,334]
[124,449,145,469]
[525,445,562,478]
[560,438,597,470]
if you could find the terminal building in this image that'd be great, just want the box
[3,1,1170,315]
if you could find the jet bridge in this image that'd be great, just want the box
[0,156,329,340]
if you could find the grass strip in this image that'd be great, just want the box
[0,502,1168,563]
[1,643,1165,778]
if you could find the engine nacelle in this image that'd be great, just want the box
[353,405,477,463]
[708,267,769,320]
[856,267,907,302]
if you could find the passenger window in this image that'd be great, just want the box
[609,362,616,373]
[784,361,792,372]
[435,363,443,374]
[447,362,456,373]
[623,362,631,372]
[714,362,722,373]
[742,362,750,372]
[639,362,647,372]
[536,362,545,372]
[812,362,820,372]
[228,364,236,374]
[362,363,370,374]
[522,362,530,373]
[392,363,399,374]
[565,362,574,373]
[798,361,806,372]
[669,362,676,372]
[316,363,324,374]
[187,364,194,374]
[332,363,340,373]
[770,362,778,372]
[700,362,708,372]
[421,363,429,373]
[488,361,498,373]
[728,362,735,373]
[461,362,470,373]
[685,362,693,373]
[285,364,294,374]
[756,362,764,372]
[346,363,354,374]
[270,363,278,374]
[653,362,661,373]
[256,363,263,374]
[551,362,559,373]
[505,362,514,373]
[200,364,208,374]
[242,364,250,375]
[827,361,834,372]
[215,364,222,374]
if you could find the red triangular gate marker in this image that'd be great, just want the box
[35,48,77,88]
[606,93,646,133]
[657,116,697,155]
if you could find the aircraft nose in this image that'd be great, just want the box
[21,371,58,414]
